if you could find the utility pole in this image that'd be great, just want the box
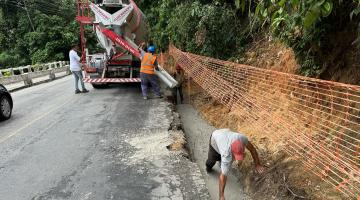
[23,0,35,32]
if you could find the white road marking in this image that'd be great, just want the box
[0,98,73,144]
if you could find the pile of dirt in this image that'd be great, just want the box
[241,32,360,85]
[240,34,300,75]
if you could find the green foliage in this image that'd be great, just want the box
[139,0,359,77]
[299,55,321,77]
[242,0,360,76]
[141,0,250,59]
[351,0,360,48]
[0,0,359,79]
[3,71,11,77]
[0,1,77,68]
[0,52,20,68]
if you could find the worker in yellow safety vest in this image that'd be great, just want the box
[139,45,162,100]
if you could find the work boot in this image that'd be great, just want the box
[82,89,89,93]
[75,89,81,94]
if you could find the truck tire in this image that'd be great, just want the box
[0,95,12,120]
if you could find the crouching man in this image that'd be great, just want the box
[206,128,265,200]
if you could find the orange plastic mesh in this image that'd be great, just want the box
[170,45,360,199]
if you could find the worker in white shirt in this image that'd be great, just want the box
[69,44,89,94]
[206,129,265,200]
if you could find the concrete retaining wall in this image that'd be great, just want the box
[0,61,71,91]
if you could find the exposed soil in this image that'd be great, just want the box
[318,33,360,85]
[240,35,300,75]
[162,31,357,199]
[183,80,347,200]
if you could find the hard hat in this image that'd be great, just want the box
[148,46,155,53]
[231,140,245,161]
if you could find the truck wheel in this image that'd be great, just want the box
[0,95,12,120]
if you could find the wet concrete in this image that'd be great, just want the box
[177,104,252,200]
[0,76,210,200]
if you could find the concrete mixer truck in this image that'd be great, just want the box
[76,0,177,88]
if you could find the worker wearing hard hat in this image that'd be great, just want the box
[206,129,265,200]
[139,45,162,100]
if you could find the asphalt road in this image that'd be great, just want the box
[0,76,209,200]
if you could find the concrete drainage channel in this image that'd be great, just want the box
[168,103,252,200]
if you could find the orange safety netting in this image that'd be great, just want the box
[169,45,360,199]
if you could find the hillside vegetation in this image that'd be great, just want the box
[1,0,359,83]
[138,0,360,83]
[0,0,80,68]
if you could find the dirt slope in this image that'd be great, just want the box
[162,33,357,199]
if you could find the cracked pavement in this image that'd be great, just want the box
[0,76,210,200]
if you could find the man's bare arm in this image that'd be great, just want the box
[246,141,265,173]
[219,173,227,200]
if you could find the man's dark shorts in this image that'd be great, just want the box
[206,135,221,172]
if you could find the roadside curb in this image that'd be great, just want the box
[7,74,70,93]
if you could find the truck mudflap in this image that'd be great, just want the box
[83,78,141,83]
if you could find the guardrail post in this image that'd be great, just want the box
[40,64,45,71]
[66,64,71,75]
[34,64,39,72]
[19,67,24,74]
[26,65,31,73]
[49,69,55,80]
[47,63,55,80]
[21,74,33,86]
[9,68,14,76]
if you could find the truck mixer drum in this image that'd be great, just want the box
[76,0,177,88]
